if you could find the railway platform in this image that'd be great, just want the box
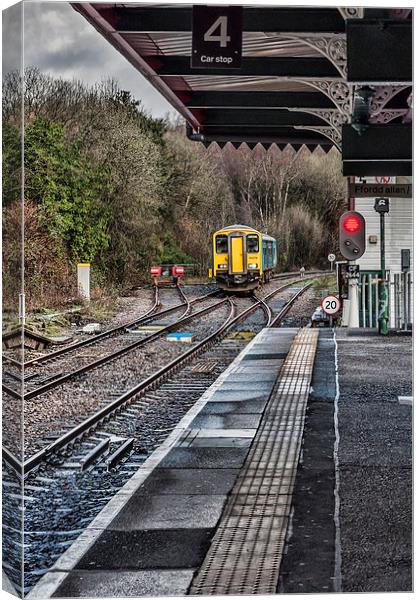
[28,326,412,598]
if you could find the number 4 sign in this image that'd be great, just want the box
[191,5,243,69]
[321,294,341,316]
[204,16,231,48]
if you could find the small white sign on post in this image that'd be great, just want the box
[77,263,90,301]
[328,253,336,271]
[321,294,341,316]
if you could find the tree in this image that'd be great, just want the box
[23,117,109,262]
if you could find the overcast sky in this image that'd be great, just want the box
[2,1,175,118]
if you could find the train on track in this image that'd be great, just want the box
[210,224,277,292]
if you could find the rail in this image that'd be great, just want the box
[7,286,220,370]
[2,276,319,476]
[3,295,228,402]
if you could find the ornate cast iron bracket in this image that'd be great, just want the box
[286,34,347,78]
[288,108,350,132]
[369,85,411,115]
[369,109,409,124]
[338,7,364,19]
[296,80,353,115]
[294,125,342,150]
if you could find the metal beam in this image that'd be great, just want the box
[342,123,412,161]
[343,160,412,176]
[346,20,412,83]
[183,91,335,109]
[199,109,328,127]
[146,56,340,78]
[202,135,332,147]
[106,7,345,33]
[196,129,333,146]
[186,123,331,146]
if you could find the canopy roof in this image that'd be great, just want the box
[73,3,412,175]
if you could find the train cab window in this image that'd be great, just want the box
[247,235,259,253]
[216,235,228,254]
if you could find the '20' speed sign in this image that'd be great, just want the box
[321,294,341,316]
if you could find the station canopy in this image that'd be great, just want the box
[73,4,412,175]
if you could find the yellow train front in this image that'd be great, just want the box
[210,224,277,292]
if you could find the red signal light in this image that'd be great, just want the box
[342,215,361,233]
[339,211,365,260]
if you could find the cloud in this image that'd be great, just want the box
[3,1,175,118]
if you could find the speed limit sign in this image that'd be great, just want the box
[321,294,341,316]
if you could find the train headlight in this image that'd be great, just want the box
[248,263,257,269]
[218,264,228,269]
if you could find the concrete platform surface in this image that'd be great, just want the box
[26,326,412,598]
[336,329,412,592]
[28,328,298,599]
[278,328,412,594]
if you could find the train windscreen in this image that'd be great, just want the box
[216,235,228,253]
[247,235,259,253]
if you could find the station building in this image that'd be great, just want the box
[354,176,412,329]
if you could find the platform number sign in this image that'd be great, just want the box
[191,6,243,69]
[204,16,230,47]
[321,294,341,316]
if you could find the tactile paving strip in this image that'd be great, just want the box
[189,328,319,595]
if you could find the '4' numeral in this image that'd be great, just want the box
[204,16,231,48]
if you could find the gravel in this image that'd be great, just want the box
[18,301,232,457]
[2,276,316,593]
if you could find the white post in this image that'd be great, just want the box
[77,263,91,301]
[347,276,359,327]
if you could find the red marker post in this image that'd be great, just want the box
[150,266,162,286]
[172,265,185,286]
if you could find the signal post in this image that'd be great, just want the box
[339,211,366,328]
[374,198,390,335]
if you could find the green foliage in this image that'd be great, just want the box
[6,116,110,262]
[2,68,347,311]
[2,122,21,206]
[158,233,193,265]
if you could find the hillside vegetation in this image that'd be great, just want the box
[3,68,346,310]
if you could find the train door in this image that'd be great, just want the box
[229,234,246,274]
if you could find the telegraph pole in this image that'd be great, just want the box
[374,198,389,335]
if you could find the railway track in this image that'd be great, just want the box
[2,288,223,398]
[2,284,219,372]
[3,277,315,477]
[2,276,318,593]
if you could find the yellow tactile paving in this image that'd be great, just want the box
[190,328,319,596]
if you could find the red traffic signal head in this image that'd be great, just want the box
[342,214,362,234]
[339,211,366,260]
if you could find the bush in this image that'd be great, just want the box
[3,200,79,312]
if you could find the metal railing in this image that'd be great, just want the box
[359,271,412,330]
[391,271,413,331]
